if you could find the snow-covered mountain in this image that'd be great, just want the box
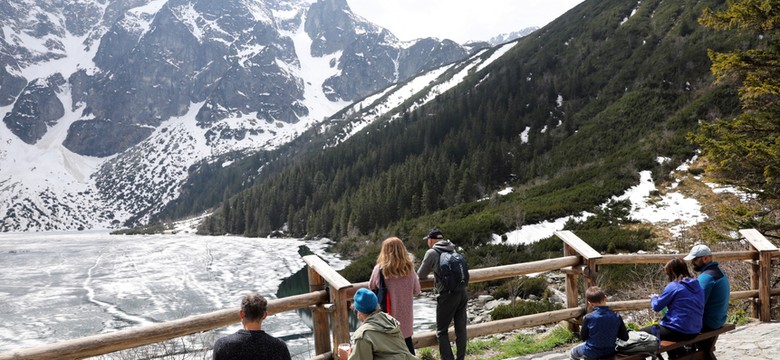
[488,26,539,45]
[0,0,522,231]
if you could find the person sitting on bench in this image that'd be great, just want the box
[684,244,730,331]
[568,286,628,359]
[640,258,704,342]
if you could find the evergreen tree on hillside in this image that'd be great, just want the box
[694,0,780,233]
[197,0,750,241]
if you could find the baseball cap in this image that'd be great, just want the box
[684,244,712,261]
[424,228,443,241]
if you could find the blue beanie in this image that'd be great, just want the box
[353,288,378,314]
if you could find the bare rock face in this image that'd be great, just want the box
[0,52,27,107]
[2,74,66,144]
[0,0,488,231]
[309,0,476,102]
[3,0,480,157]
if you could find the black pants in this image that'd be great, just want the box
[436,289,468,360]
[404,336,415,355]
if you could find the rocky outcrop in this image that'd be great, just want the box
[0,0,496,231]
[0,52,26,106]
[398,38,469,80]
[2,74,66,144]
[4,0,480,157]
[321,30,400,101]
[67,0,309,156]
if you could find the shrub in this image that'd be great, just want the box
[490,300,562,320]
[417,348,436,360]
[465,325,576,359]
[491,276,548,300]
[688,167,705,176]
[339,249,379,283]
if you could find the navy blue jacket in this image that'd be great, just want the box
[580,306,629,358]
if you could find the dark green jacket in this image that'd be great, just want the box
[348,311,418,360]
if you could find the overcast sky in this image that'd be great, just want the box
[346,0,586,43]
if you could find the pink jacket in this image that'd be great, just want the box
[368,264,421,338]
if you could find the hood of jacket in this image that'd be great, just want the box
[354,311,402,338]
[680,276,703,294]
[432,240,455,252]
[350,311,417,360]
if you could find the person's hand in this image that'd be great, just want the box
[337,343,351,360]
[650,293,658,298]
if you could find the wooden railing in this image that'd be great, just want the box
[1,229,777,360]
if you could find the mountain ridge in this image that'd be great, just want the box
[193,0,750,243]
[0,0,505,231]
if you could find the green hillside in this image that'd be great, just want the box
[161,0,764,273]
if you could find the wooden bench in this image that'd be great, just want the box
[607,323,736,360]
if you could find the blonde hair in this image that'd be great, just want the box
[377,237,415,278]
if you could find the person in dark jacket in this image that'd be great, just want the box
[684,244,730,331]
[641,258,705,341]
[416,228,467,360]
[569,286,629,359]
[212,293,291,360]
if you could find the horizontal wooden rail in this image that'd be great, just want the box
[345,256,581,297]
[412,305,587,348]
[467,256,580,282]
[412,288,765,349]
[304,255,352,290]
[0,290,328,360]
[596,251,756,265]
[4,228,777,360]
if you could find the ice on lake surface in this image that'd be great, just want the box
[0,231,436,359]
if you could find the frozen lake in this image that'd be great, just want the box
[0,231,436,359]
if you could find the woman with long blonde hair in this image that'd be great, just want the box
[368,237,421,355]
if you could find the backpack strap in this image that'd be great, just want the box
[433,247,453,255]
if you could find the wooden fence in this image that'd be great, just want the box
[1,229,777,360]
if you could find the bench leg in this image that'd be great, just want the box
[668,335,720,360]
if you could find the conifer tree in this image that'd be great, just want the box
[694,0,780,231]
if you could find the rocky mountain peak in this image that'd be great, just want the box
[0,0,497,231]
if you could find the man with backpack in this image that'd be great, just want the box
[417,228,469,360]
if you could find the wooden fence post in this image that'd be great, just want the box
[556,231,602,333]
[303,255,353,357]
[562,243,580,333]
[5,245,771,360]
[308,264,332,355]
[556,231,602,287]
[331,287,351,352]
[740,229,778,322]
[750,258,760,319]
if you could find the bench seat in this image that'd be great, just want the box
[605,323,736,360]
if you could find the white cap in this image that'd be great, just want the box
[684,244,712,261]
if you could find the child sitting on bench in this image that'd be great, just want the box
[569,286,629,359]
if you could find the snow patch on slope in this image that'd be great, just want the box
[494,170,708,246]
[329,41,519,145]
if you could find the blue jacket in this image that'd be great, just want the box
[652,277,704,334]
[580,306,629,359]
[698,261,730,330]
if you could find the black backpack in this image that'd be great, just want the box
[435,248,469,292]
